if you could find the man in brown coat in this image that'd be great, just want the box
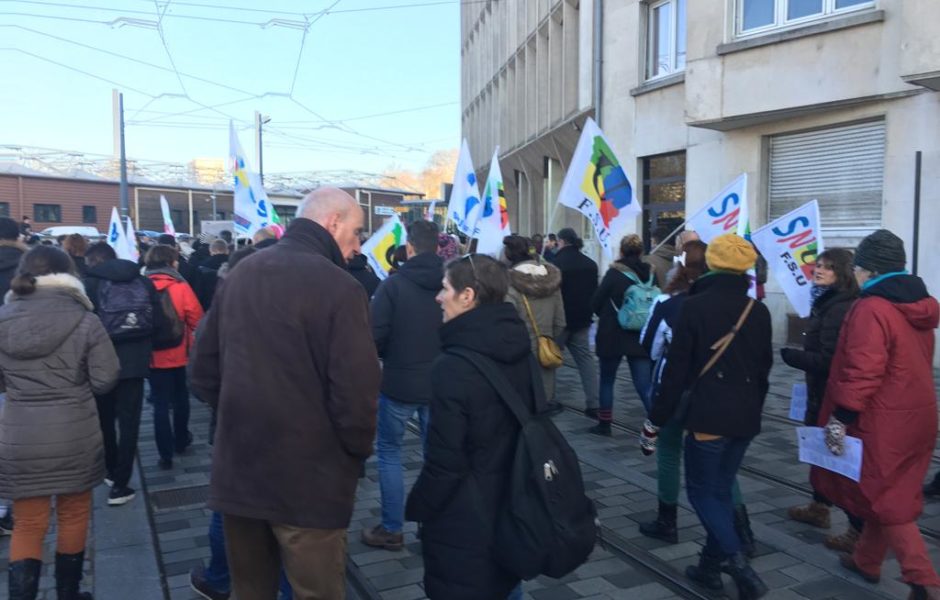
[191,187,381,600]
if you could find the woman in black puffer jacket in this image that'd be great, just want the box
[406,254,533,600]
[782,249,861,551]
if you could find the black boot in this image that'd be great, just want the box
[722,552,768,599]
[55,551,93,600]
[588,421,611,436]
[685,549,724,590]
[8,558,42,600]
[639,501,678,544]
[734,504,756,558]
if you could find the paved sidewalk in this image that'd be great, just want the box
[1,357,937,599]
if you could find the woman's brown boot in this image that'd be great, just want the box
[787,502,831,529]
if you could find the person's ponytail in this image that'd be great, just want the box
[10,273,37,296]
[9,245,75,297]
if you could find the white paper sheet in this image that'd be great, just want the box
[796,426,863,482]
[789,383,807,422]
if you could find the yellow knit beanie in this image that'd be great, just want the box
[705,233,757,274]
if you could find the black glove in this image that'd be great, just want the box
[780,347,799,368]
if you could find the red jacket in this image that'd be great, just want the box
[812,274,939,525]
[148,272,204,369]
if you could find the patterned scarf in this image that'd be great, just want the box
[810,284,831,304]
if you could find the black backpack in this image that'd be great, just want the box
[152,285,185,350]
[97,278,154,342]
[447,348,597,580]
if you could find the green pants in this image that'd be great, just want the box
[657,420,743,506]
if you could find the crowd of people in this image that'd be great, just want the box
[0,192,936,600]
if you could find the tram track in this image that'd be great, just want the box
[402,420,717,599]
[556,402,940,543]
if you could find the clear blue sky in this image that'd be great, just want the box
[0,0,462,177]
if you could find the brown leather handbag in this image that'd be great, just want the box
[522,294,564,370]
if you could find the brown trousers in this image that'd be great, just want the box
[10,491,93,561]
[223,514,347,600]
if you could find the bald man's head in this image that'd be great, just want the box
[296,187,365,261]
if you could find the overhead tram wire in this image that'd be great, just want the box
[1,0,495,25]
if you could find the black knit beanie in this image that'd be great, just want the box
[854,229,906,274]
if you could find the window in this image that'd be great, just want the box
[642,152,686,250]
[82,205,97,224]
[737,0,873,36]
[647,0,686,80]
[0,203,9,218]
[769,120,884,248]
[34,204,61,223]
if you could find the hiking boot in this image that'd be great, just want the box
[838,553,880,584]
[0,511,13,536]
[8,558,41,600]
[909,583,940,600]
[722,552,768,599]
[189,566,230,600]
[825,525,860,553]
[107,487,136,507]
[685,549,723,590]
[734,504,757,558]
[361,525,404,551]
[55,551,94,599]
[584,407,599,420]
[639,501,678,544]
[588,422,612,437]
[787,501,831,529]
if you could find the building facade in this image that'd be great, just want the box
[461,0,940,357]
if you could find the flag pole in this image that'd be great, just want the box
[649,219,688,255]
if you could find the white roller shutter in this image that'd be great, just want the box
[769,120,884,247]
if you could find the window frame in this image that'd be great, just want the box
[646,0,686,82]
[0,203,9,218]
[81,205,97,224]
[34,203,62,223]
[735,0,875,39]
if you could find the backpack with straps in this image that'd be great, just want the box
[152,285,185,350]
[616,271,660,332]
[446,348,597,580]
[97,279,154,342]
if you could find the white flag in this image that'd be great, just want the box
[557,118,640,259]
[229,121,272,237]
[159,195,176,236]
[124,216,140,262]
[107,207,134,262]
[751,200,824,318]
[686,174,750,243]
[475,148,511,256]
[360,215,407,280]
[446,139,482,237]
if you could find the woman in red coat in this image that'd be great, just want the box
[812,229,940,600]
[145,244,204,470]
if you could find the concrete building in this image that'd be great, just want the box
[461,0,940,358]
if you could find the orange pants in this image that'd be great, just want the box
[10,491,92,562]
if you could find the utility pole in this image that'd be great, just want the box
[113,89,129,219]
[255,111,271,184]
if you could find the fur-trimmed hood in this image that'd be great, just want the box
[0,273,94,359]
[508,259,562,299]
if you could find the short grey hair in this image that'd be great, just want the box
[296,187,359,225]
